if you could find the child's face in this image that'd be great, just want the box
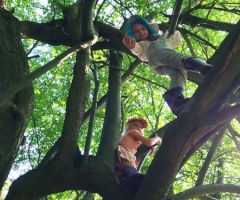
[128,121,144,134]
[132,23,149,40]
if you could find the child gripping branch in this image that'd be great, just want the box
[123,15,213,116]
[116,118,161,192]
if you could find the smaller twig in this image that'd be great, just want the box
[84,65,100,158]
[27,41,39,56]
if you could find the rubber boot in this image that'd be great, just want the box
[182,57,213,76]
[163,87,189,116]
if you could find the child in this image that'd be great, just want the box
[123,15,213,116]
[116,117,162,190]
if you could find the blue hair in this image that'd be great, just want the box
[125,15,158,41]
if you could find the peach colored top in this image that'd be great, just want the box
[119,130,142,155]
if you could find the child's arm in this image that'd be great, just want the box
[148,134,162,155]
[123,35,136,49]
[122,35,144,60]
[128,130,162,147]
[151,23,159,32]
[164,30,182,48]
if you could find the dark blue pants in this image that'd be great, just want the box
[121,166,144,194]
[122,165,140,179]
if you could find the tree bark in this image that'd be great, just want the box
[97,50,122,165]
[174,184,240,200]
[0,9,33,190]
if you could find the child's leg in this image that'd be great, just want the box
[115,152,137,184]
[148,44,212,76]
[155,66,189,116]
[182,57,213,76]
[121,159,139,179]
[122,165,140,179]
[121,164,144,194]
[148,45,189,69]
[163,87,190,116]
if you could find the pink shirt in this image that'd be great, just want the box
[119,130,142,155]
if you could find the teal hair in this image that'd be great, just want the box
[125,15,158,41]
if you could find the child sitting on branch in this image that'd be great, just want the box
[116,118,161,192]
[123,15,213,116]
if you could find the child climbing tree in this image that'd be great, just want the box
[123,15,212,116]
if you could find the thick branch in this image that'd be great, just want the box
[97,50,122,165]
[20,20,72,46]
[58,49,90,159]
[0,9,33,190]
[180,14,235,32]
[0,33,97,109]
[71,0,97,43]
[208,104,240,128]
[168,0,184,36]
[209,20,240,65]
[6,156,128,200]
[174,184,240,200]
[82,59,141,123]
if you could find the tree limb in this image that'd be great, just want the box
[57,49,90,160]
[195,129,225,186]
[97,50,122,165]
[174,184,240,200]
[84,67,100,158]
[168,0,184,37]
[82,59,141,123]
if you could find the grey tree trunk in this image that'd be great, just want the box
[0,10,33,189]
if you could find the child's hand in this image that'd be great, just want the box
[149,145,158,155]
[154,133,162,145]
[151,23,159,31]
[122,34,136,49]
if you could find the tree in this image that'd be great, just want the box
[0,0,240,199]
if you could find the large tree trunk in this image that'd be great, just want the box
[0,10,33,189]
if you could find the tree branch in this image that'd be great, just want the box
[97,50,122,165]
[84,67,100,158]
[180,14,235,32]
[168,0,184,37]
[195,129,225,186]
[208,104,240,128]
[57,49,90,160]
[82,59,141,123]
[228,125,240,151]
[174,184,240,200]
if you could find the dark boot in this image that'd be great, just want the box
[182,57,213,76]
[163,87,189,116]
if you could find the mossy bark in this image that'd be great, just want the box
[0,10,33,189]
